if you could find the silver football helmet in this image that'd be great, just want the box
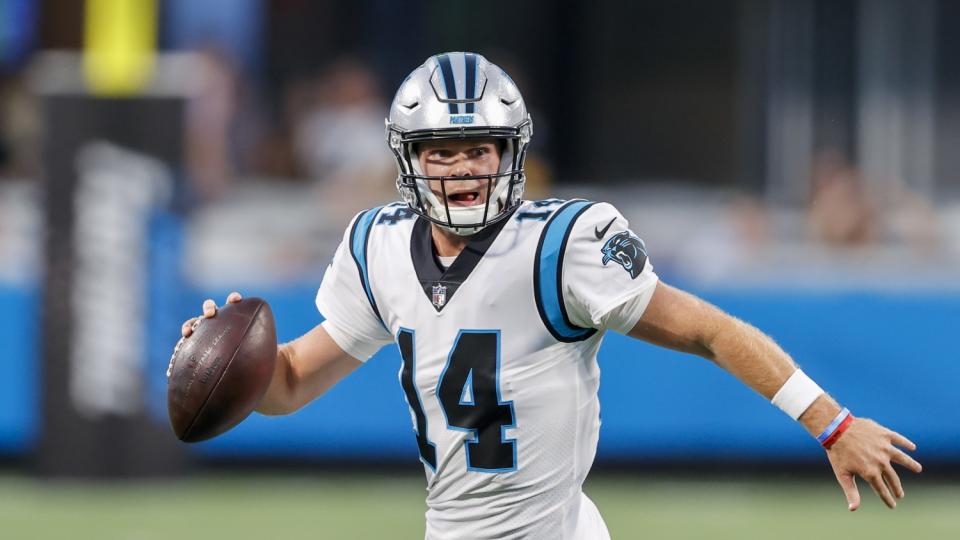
[386,52,533,235]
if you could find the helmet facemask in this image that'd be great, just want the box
[390,124,531,236]
[386,52,533,235]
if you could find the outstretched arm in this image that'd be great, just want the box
[627,281,922,510]
[257,321,362,415]
[180,293,363,416]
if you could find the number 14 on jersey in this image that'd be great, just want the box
[398,329,517,472]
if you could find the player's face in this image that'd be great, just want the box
[417,139,502,207]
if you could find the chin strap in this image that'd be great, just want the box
[445,225,483,236]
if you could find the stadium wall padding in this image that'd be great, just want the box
[2,283,957,463]
[0,284,39,452]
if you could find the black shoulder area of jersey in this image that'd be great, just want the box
[409,207,516,312]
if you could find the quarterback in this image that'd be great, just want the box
[181,53,921,539]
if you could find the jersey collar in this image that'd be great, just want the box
[410,208,516,312]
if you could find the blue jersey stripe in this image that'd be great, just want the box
[534,200,598,342]
[436,54,460,114]
[464,52,477,113]
[349,206,385,326]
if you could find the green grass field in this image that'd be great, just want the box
[1,473,957,539]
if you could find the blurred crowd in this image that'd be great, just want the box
[1,51,399,199]
[1,46,955,285]
[0,0,957,287]
[175,49,400,213]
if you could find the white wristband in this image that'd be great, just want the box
[771,369,824,420]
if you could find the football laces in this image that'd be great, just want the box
[167,318,203,378]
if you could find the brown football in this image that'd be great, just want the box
[167,297,277,442]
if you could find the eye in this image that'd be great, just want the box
[469,147,489,158]
[429,149,452,159]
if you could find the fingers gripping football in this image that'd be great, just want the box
[166,294,277,442]
[169,293,244,378]
[826,417,922,511]
[181,292,243,337]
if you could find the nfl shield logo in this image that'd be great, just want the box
[432,284,447,309]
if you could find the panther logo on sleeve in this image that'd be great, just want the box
[600,231,647,279]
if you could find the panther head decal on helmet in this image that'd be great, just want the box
[386,52,533,236]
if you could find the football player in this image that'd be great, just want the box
[181,53,922,539]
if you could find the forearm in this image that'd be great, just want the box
[702,314,797,400]
[630,283,841,435]
[629,282,921,510]
[630,285,795,397]
[256,343,301,416]
[255,325,362,416]
[699,312,849,442]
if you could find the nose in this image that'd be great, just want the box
[449,159,474,177]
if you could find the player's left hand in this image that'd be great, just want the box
[825,417,922,511]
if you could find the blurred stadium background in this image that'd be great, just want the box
[1,0,958,538]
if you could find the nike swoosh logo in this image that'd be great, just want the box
[594,218,616,240]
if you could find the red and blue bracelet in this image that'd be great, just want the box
[817,407,855,449]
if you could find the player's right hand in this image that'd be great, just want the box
[180,292,243,337]
[168,292,243,380]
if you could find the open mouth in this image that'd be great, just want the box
[446,190,483,206]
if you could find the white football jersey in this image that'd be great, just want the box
[316,199,658,540]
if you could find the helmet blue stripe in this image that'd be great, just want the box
[436,54,460,114]
[464,52,477,113]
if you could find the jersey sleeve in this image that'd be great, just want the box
[315,214,394,361]
[561,202,659,334]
